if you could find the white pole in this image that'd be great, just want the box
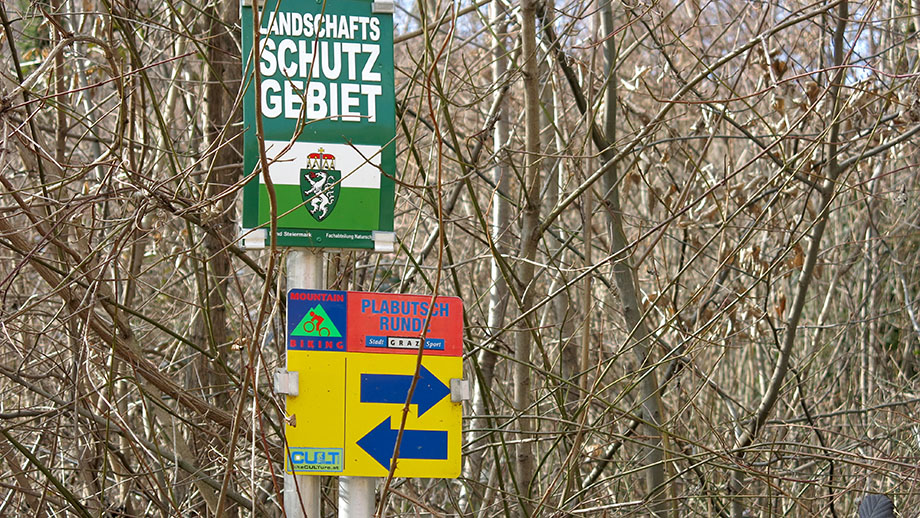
[285,250,324,518]
[339,477,376,518]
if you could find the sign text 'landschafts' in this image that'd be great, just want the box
[258,12,383,122]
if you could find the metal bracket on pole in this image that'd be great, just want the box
[450,378,471,403]
[274,369,300,396]
[240,228,266,249]
[371,1,394,14]
[372,231,396,253]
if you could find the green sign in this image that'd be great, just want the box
[240,0,396,251]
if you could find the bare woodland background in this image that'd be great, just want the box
[2,0,920,516]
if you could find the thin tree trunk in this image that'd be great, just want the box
[598,0,668,514]
[190,0,241,512]
[464,0,510,510]
[514,0,542,513]
[189,0,239,407]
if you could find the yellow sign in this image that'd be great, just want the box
[284,288,464,478]
[286,352,462,477]
[285,289,464,478]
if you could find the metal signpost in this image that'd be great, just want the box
[240,0,397,252]
[283,252,325,518]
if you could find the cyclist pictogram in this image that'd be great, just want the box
[291,303,342,339]
[303,310,332,336]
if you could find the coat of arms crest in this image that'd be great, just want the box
[300,148,341,221]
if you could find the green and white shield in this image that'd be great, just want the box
[301,167,341,221]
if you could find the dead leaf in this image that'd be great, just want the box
[775,294,786,317]
[772,95,785,114]
[805,81,821,103]
[791,243,804,269]
[771,59,788,79]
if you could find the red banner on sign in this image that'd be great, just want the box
[346,292,462,357]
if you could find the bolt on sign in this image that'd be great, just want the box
[284,289,464,478]
[240,0,396,251]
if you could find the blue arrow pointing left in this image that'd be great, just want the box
[356,417,448,470]
[360,365,450,416]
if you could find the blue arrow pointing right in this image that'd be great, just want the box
[360,365,450,416]
[356,417,448,470]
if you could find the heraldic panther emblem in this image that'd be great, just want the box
[300,148,341,221]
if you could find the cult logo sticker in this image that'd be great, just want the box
[301,149,341,221]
